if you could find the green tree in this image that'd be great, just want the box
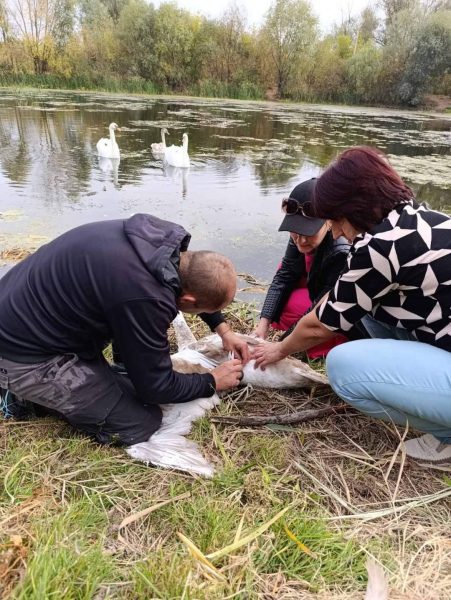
[8,0,75,74]
[260,0,317,98]
[346,42,383,103]
[153,2,196,90]
[75,0,117,77]
[378,0,419,30]
[359,6,379,44]
[0,0,8,42]
[305,36,347,102]
[397,10,451,104]
[116,0,156,80]
[215,1,246,83]
[99,0,128,23]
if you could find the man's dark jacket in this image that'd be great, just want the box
[0,214,222,404]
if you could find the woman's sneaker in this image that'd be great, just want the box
[0,387,36,420]
[403,434,451,465]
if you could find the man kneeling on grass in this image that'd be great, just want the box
[0,213,248,444]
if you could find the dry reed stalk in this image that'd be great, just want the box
[0,248,34,261]
[212,403,350,426]
[117,491,191,543]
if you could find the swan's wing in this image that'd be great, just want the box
[364,559,389,600]
[172,312,197,349]
[126,393,221,477]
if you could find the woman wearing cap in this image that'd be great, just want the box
[254,146,451,465]
[253,178,351,358]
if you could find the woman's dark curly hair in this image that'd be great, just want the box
[313,146,414,232]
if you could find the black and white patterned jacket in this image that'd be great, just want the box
[317,201,451,352]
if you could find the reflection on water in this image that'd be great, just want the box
[98,156,121,189]
[162,163,189,198]
[0,89,450,284]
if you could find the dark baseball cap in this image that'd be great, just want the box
[278,178,325,236]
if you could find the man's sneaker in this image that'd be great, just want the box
[0,387,36,420]
[403,434,451,465]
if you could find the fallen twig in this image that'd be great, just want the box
[211,403,350,426]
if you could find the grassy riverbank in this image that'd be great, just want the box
[0,74,264,101]
[1,303,450,598]
[1,76,450,114]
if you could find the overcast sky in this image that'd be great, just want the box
[151,0,375,32]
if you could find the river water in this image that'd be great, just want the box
[0,89,450,293]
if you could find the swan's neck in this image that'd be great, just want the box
[161,130,166,144]
[183,137,188,151]
[109,127,116,144]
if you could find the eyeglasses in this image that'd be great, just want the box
[281,197,315,219]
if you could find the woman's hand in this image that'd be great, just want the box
[220,329,251,364]
[253,341,287,370]
[252,318,270,340]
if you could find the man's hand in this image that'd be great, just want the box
[253,341,287,370]
[212,359,243,391]
[220,330,251,364]
[252,318,270,340]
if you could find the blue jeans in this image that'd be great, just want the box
[326,316,451,442]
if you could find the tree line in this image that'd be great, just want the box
[0,0,450,107]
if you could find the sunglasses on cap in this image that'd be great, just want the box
[281,197,315,219]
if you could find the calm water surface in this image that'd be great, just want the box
[0,89,450,292]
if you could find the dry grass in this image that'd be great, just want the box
[1,301,450,598]
[0,248,35,261]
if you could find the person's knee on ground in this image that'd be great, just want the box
[326,340,451,463]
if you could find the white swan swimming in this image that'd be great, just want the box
[151,127,169,154]
[96,123,120,159]
[164,132,190,168]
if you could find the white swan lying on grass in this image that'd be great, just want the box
[96,122,120,159]
[126,312,328,477]
[164,133,190,168]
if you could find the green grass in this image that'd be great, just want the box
[14,502,115,599]
[0,73,161,95]
[2,302,450,598]
[0,73,264,101]
[0,419,373,599]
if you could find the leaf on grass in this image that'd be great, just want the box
[233,513,246,544]
[206,501,298,561]
[177,532,226,581]
[283,523,317,558]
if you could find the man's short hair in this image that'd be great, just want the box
[180,251,236,310]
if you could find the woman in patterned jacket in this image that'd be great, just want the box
[254,146,451,465]
[253,178,350,359]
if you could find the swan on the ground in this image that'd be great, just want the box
[96,123,120,159]
[164,132,190,168]
[126,312,328,476]
[151,127,169,154]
